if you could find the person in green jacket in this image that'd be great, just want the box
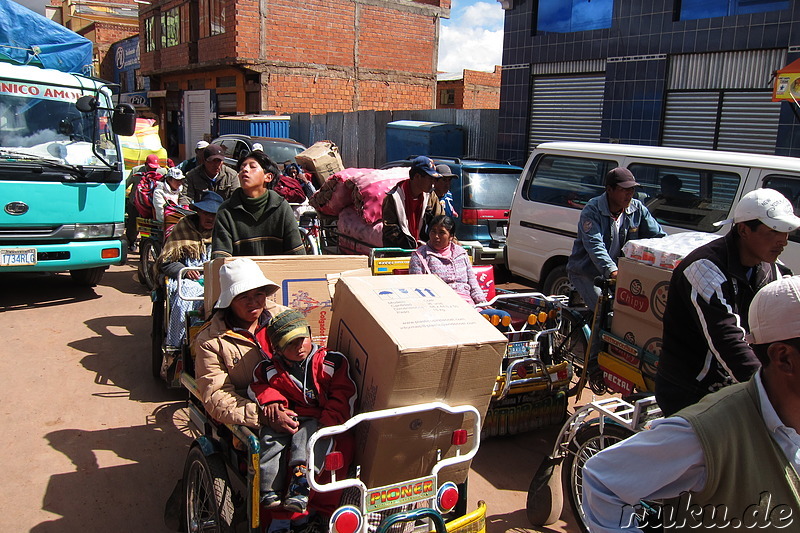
[212,150,305,258]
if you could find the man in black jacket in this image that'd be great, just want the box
[655,188,800,416]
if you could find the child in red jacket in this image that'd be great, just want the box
[248,309,357,529]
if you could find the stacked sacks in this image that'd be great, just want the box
[310,167,408,249]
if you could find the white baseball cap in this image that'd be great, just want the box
[196,140,210,151]
[166,167,185,180]
[215,258,279,309]
[714,188,800,232]
[747,275,800,344]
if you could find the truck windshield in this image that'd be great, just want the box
[0,84,118,170]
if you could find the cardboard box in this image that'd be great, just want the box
[613,257,672,327]
[203,256,370,338]
[296,141,344,186]
[328,274,507,488]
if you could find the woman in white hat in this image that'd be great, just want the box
[192,258,296,429]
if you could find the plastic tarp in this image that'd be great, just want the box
[119,118,168,171]
[0,0,93,74]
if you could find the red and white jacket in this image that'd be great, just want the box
[248,345,357,427]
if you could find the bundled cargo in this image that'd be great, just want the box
[622,231,722,270]
[295,141,345,186]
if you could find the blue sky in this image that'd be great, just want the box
[16,0,505,74]
[439,0,505,73]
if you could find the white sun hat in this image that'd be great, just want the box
[746,275,800,345]
[215,258,279,309]
[714,188,800,232]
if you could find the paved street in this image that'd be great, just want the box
[0,259,580,532]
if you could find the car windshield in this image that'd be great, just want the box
[462,169,521,209]
[260,142,305,165]
[0,87,117,168]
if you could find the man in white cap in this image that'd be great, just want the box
[581,275,800,532]
[178,139,209,175]
[656,188,800,416]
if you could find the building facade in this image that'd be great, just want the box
[138,0,449,159]
[437,66,502,109]
[497,0,800,166]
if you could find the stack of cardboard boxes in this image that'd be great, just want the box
[296,141,344,188]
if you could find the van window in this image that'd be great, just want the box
[629,163,740,232]
[763,174,800,243]
[523,154,616,209]
[463,169,521,209]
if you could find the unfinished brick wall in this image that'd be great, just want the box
[437,67,501,109]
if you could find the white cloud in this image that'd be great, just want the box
[439,0,504,74]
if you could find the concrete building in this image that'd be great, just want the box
[137,0,450,159]
[497,0,800,166]
[437,66,502,109]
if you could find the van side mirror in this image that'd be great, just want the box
[111,103,136,136]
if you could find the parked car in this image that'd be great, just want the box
[211,134,306,170]
[382,156,523,264]
[505,141,800,295]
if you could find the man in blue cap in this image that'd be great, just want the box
[382,156,445,248]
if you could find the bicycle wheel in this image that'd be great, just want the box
[562,423,632,533]
[137,238,162,290]
[299,227,320,255]
[550,308,590,397]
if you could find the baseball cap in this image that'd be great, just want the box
[435,164,458,179]
[604,167,639,188]
[191,190,224,214]
[203,144,225,162]
[195,140,209,151]
[166,167,185,180]
[714,188,800,232]
[746,275,800,345]
[144,153,160,169]
[410,156,442,179]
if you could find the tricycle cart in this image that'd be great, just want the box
[525,278,664,532]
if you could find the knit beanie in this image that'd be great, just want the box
[268,310,310,351]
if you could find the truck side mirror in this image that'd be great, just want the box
[75,95,98,113]
[111,103,136,136]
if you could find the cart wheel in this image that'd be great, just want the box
[183,446,235,533]
[550,309,589,397]
[151,286,166,379]
[526,457,563,526]
[138,238,161,290]
[562,424,632,533]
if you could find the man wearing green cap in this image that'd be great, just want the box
[248,310,357,526]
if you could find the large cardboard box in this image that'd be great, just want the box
[328,274,507,488]
[204,256,369,338]
[613,257,672,328]
[296,141,344,187]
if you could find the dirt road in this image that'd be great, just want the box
[0,260,580,532]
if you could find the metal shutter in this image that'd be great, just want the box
[663,91,779,154]
[528,74,605,152]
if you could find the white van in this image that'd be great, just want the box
[505,141,800,294]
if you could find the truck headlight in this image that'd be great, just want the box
[74,223,115,239]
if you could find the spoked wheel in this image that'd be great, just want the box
[183,446,235,533]
[562,423,632,533]
[137,238,162,290]
[299,227,320,255]
[550,309,590,396]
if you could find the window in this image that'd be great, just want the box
[143,16,156,52]
[161,7,180,48]
[440,89,455,105]
[536,0,613,33]
[209,0,225,36]
[763,175,800,243]
[462,169,522,209]
[524,154,616,209]
[678,0,789,20]
[217,76,236,88]
[629,163,741,232]
[217,93,237,115]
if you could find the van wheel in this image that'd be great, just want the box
[543,265,573,297]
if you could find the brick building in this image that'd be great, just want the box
[46,0,139,80]
[437,66,502,109]
[138,0,450,159]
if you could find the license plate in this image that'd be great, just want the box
[507,340,532,357]
[0,248,36,266]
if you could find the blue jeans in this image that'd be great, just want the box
[567,271,600,313]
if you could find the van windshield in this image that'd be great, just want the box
[462,169,521,209]
[0,84,117,172]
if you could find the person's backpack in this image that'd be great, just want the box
[133,170,163,218]
[273,175,307,203]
